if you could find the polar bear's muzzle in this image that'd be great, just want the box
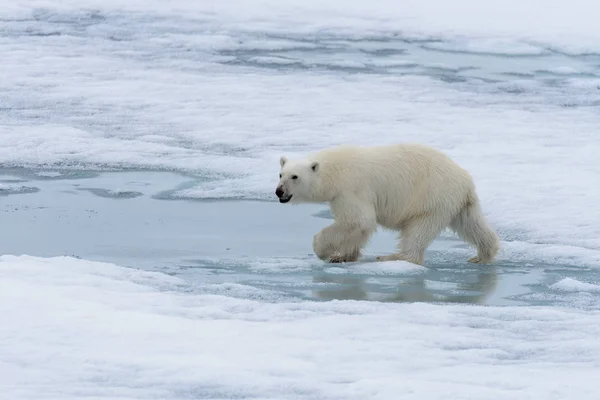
[275,186,293,203]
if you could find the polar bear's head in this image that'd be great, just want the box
[275,156,319,204]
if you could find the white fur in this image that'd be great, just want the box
[276,144,500,265]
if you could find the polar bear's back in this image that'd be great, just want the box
[311,144,475,226]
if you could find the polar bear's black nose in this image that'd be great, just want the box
[275,187,284,198]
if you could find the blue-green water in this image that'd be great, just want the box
[2,168,597,309]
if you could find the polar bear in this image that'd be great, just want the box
[275,143,499,265]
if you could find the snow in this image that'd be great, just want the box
[324,260,428,275]
[0,182,39,196]
[4,0,599,52]
[423,38,549,56]
[248,257,316,273]
[551,278,600,293]
[2,255,600,399]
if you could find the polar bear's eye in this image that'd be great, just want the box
[292,175,298,180]
[279,174,282,178]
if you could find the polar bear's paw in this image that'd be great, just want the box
[468,255,494,264]
[328,252,360,263]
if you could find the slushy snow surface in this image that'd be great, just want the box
[2,255,600,400]
[2,1,600,398]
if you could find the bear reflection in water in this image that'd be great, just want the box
[312,262,499,304]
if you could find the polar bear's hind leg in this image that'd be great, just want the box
[450,192,500,264]
[376,214,449,265]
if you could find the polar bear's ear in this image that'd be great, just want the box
[310,161,319,172]
[280,156,288,167]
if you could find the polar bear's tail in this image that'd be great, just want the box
[450,191,500,264]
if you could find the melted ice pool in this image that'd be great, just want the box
[1,168,598,309]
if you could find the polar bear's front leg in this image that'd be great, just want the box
[312,223,359,262]
[312,197,377,263]
[313,223,370,263]
[312,226,339,262]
